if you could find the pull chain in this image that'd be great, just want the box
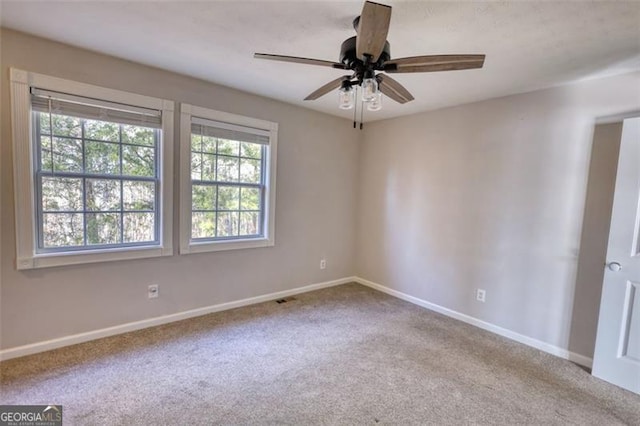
[353,88,357,129]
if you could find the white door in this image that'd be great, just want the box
[592,117,640,394]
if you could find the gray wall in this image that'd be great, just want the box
[2,28,639,361]
[0,29,359,349]
[356,73,639,358]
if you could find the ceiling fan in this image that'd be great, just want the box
[254,1,485,111]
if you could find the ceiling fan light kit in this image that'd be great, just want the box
[361,71,379,102]
[338,83,355,110]
[255,0,485,123]
[367,92,382,112]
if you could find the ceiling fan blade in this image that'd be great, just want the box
[386,54,485,67]
[356,1,392,62]
[377,74,414,104]
[254,53,347,70]
[384,54,485,73]
[305,76,350,101]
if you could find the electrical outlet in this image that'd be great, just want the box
[148,284,159,299]
[476,289,486,303]
[320,259,326,270]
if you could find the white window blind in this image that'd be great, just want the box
[31,88,162,129]
[191,116,270,145]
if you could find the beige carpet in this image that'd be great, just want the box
[1,283,639,425]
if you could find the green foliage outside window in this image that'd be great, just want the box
[190,132,264,240]
[36,112,158,249]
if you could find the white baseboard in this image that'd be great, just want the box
[354,277,593,369]
[1,276,593,369]
[0,276,356,362]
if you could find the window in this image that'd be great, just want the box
[10,69,174,269]
[179,104,277,253]
[33,91,160,250]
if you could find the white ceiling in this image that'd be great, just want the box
[2,1,639,122]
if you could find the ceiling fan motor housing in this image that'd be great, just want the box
[340,36,391,72]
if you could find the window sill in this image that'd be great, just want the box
[18,245,173,270]
[181,237,274,254]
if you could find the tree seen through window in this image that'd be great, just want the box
[36,112,158,249]
[190,130,264,240]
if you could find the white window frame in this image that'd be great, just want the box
[179,103,277,254]
[9,68,174,269]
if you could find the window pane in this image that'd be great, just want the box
[86,213,121,245]
[217,185,239,210]
[42,213,83,247]
[40,136,53,172]
[192,212,216,239]
[216,211,239,237]
[240,211,260,236]
[202,136,216,153]
[39,112,51,134]
[52,137,83,173]
[51,114,81,137]
[31,102,162,254]
[217,139,239,156]
[191,153,202,180]
[241,142,262,159]
[122,125,154,146]
[42,177,83,211]
[191,133,201,152]
[123,145,154,177]
[123,181,154,211]
[85,120,119,142]
[240,187,260,211]
[240,158,261,184]
[192,185,216,210]
[217,156,239,182]
[123,212,154,243]
[201,154,216,181]
[86,141,120,174]
[86,179,120,211]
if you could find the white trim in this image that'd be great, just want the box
[187,237,273,253]
[179,105,193,254]
[9,68,174,269]
[12,68,170,111]
[159,99,174,258]
[10,70,36,270]
[0,276,355,361]
[179,103,278,254]
[354,277,594,369]
[0,276,594,368]
[184,103,274,131]
[25,246,171,270]
[595,111,640,125]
